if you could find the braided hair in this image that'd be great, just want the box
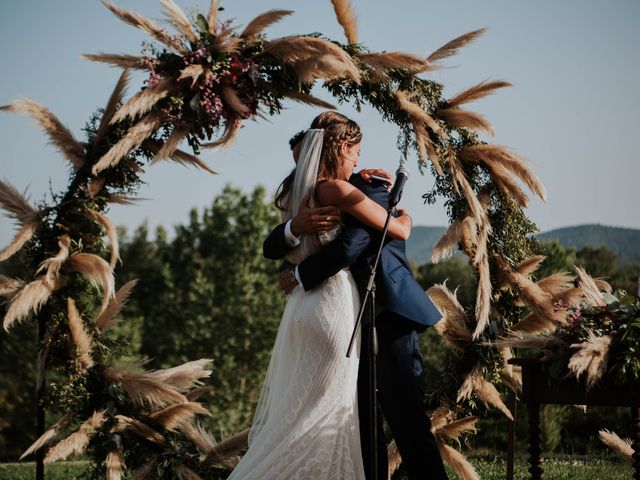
[275,112,362,211]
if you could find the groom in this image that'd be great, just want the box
[263,165,448,479]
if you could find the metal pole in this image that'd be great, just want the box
[36,313,45,480]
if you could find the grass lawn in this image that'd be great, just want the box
[0,456,632,479]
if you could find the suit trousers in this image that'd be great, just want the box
[358,311,448,480]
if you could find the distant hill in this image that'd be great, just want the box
[537,224,640,265]
[406,224,640,266]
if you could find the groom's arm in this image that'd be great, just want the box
[295,221,372,291]
[263,220,299,260]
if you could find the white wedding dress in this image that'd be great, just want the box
[227,130,365,480]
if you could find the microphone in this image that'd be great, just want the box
[388,166,409,208]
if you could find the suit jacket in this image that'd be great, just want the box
[263,174,441,331]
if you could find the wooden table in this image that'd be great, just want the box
[509,358,640,479]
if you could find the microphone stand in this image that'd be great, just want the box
[347,203,395,480]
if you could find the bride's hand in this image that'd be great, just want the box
[291,193,341,236]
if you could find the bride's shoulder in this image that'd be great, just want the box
[316,179,362,206]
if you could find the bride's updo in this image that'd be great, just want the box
[275,111,361,210]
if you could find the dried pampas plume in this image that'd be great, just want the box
[360,52,429,74]
[175,464,204,480]
[67,253,115,313]
[110,77,173,125]
[82,53,146,70]
[436,108,494,136]
[95,69,131,147]
[112,415,166,445]
[101,1,186,53]
[446,80,512,108]
[207,0,219,33]
[427,28,486,64]
[106,450,126,480]
[148,359,213,392]
[387,440,402,479]
[86,210,120,268]
[428,283,472,351]
[160,0,198,43]
[240,10,293,39]
[599,429,634,463]
[457,368,513,420]
[438,443,480,480]
[0,99,85,169]
[96,280,137,332]
[3,276,60,331]
[574,266,606,307]
[145,139,218,174]
[204,428,250,466]
[568,330,612,389]
[149,402,210,432]
[331,0,358,44]
[93,111,163,175]
[67,298,95,372]
[104,365,187,408]
[432,220,461,263]
[44,410,107,463]
[20,413,72,460]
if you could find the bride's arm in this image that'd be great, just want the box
[316,179,412,240]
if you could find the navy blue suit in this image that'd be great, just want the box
[263,174,447,480]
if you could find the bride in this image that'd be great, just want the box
[228,112,412,479]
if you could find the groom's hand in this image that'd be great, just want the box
[278,266,298,294]
[291,192,340,236]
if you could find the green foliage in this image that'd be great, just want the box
[118,185,285,435]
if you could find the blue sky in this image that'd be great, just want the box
[1,0,639,246]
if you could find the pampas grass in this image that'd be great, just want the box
[516,255,546,277]
[101,1,186,53]
[266,36,361,84]
[110,77,174,125]
[458,145,546,202]
[437,108,494,136]
[240,10,293,39]
[427,28,486,64]
[438,443,480,480]
[447,80,512,107]
[67,252,115,313]
[151,125,188,164]
[133,457,159,480]
[93,111,163,175]
[145,140,218,174]
[104,366,188,408]
[428,283,472,351]
[221,87,251,115]
[387,440,402,479]
[82,53,147,70]
[106,450,126,480]
[148,359,213,392]
[435,416,480,444]
[20,413,72,460]
[67,298,95,372]
[178,64,207,87]
[95,69,130,147]
[180,422,216,453]
[86,210,119,268]
[431,219,461,263]
[331,0,358,44]
[204,428,250,465]
[1,99,85,169]
[202,116,241,150]
[457,368,513,420]
[599,429,634,463]
[360,52,429,73]
[160,0,198,43]
[149,402,210,432]
[3,276,58,331]
[574,266,606,307]
[112,415,166,445]
[175,464,204,480]
[282,90,337,110]
[473,254,492,339]
[207,0,218,33]
[0,274,24,299]
[44,410,107,463]
[0,221,39,263]
[568,330,612,389]
[96,279,137,332]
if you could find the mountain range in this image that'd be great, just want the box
[406,224,640,266]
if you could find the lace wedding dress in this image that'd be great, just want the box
[227,130,365,479]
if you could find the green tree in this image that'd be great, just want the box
[575,245,617,279]
[119,185,285,435]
